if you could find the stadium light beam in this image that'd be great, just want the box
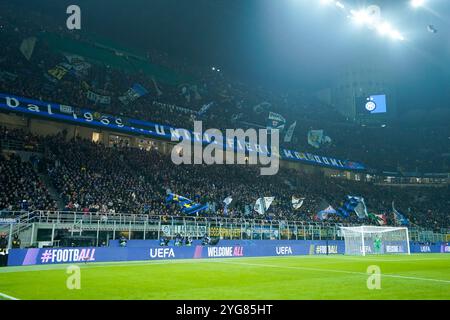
[335,1,345,9]
[411,0,425,8]
[390,30,405,41]
[376,22,404,41]
[376,22,393,36]
[350,9,375,26]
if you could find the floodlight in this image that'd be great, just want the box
[376,22,393,35]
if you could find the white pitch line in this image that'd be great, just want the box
[215,260,450,284]
[330,256,445,262]
[0,292,20,300]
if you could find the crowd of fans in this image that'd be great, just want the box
[1,2,449,175]
[0,3,448,232]
[0,152,57,213]
[0,127,448,231]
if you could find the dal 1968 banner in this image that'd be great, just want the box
[0,93,365,171]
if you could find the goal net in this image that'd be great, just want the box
[340,226,410,256]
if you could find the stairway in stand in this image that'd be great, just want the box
[38,173,66,210]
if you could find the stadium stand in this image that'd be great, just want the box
[0,127,448,231]
[0,1,448,234]
[1,2,449,174]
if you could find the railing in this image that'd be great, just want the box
[1,211,447,247]
[2,210,351,244]
[0,211,40,248]
[43,211,351,228]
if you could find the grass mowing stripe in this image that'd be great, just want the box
[1,255,448,299]
[0,259,209,273]
[0,254,447,273]
[214,260,450,284]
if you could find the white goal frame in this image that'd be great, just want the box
[340,226,410,256]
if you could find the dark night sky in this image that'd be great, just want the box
[15,0,450,111]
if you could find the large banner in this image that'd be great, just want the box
[7,240,345,266]
[441,244,450,253]
[0,218,17,225]
[86,90,111,104]
[7,240,448,265]
[0,93,365,171]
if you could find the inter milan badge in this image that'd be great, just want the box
[365,100,376,112]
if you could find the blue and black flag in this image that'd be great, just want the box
[165,193,208,215]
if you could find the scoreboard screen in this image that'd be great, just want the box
[357,94,387,115]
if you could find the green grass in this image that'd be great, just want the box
[0,254,449,300]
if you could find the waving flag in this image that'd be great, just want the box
[267,112,286,131]
[86,90,111,104]
[223,196,233,206]
[354,197,368,219]
[317,206,337,220]
[47,63,70,82]
[223,196,233,215]
[264,197,274,211]
[284,121,297,142]
[292,196,305,210]
[307,130,332,149]
[368,213,387,225]
[165,193,208,215]
[316,199,337,220]
[197,101,214,118]
[254,197,274,215]
[253,101,271,114]
[64,54,91,77]
[20,37,37,61]
[151,77,163,96]
[337,196,368,219]
[392,201,409,226]
[254,198,264,215]
[376,214,387,225]
[119,83,149,105]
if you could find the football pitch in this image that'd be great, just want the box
[0,254,449,300]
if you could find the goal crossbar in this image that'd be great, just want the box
[340,225,410,256]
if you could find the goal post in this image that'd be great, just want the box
[340,226,411,256]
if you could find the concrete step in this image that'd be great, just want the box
[38,173,66,210]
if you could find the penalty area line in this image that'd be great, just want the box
[0,292,20,300]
